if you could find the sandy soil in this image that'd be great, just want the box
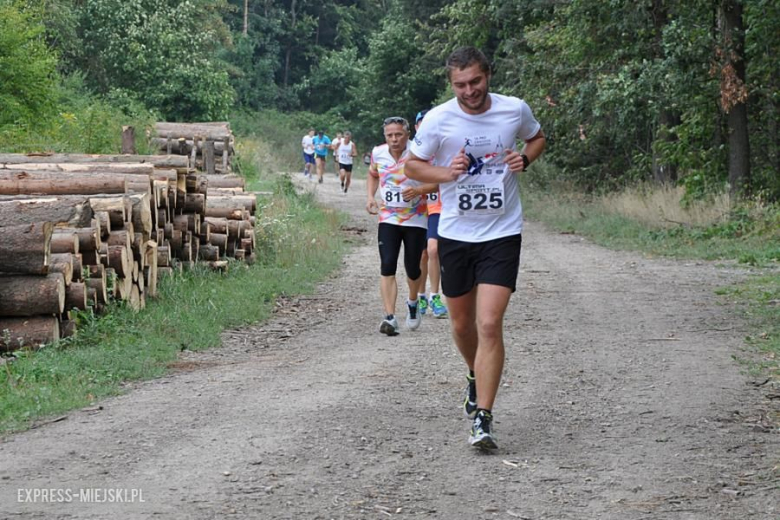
[0,172,777,519]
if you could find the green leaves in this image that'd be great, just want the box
[0,1,58,126]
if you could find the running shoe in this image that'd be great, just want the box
[379,317,399,336]
[341,180,345,190]
[463,374,478,419]
[418,295,429,315]
[430,294,448,318]
[406,302,421,330]
[469,409,498,450]
[318,177,323,184]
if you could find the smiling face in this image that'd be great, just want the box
[449,63,491,115]
[383,123,408,153]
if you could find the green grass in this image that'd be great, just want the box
[0,173,345,433]
[716,275,780,379]
[521,171,780,382]
[522,189,779,265]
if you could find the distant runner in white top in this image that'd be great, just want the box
[331,132,344,177]
[406,46,546,451]
[337,131,357,194]
[301,128,315,178]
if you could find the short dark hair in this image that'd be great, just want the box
[445,47,491,79]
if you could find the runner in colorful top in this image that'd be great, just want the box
[312,130,331,184]
[337,131,357,194]
[406,47,546,450]
[366,116,428,336]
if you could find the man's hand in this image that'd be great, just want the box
[504,149,527,173]
[447,148,469,180]
[401,186,419,201]
[366,199,379,215]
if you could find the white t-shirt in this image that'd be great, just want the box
[410,93,541,243]
[338,141,355,165]
[302,135,314,155]
[331,138,342,158]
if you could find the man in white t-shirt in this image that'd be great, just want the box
[406,47,546,450]
[337,131,357,194]
[331,132,343,177]
[301,128,315,178]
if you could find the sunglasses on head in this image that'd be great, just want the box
[383,116,408,126]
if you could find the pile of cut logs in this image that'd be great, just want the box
[0,150,256,351]
[151,122,234,174]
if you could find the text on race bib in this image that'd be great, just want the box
[455,183,505,215]
[381,186,413,208]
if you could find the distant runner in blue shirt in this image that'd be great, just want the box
[312,131,331,184]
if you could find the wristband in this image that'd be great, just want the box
[521,154,530,171]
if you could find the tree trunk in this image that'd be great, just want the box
[0,197,93,228]
[0,222,52,275]
[0,153,188,170]
[121,126,136,154]
[0,162,155,175]
[0,273,65,316]
[48,253,74,286]
[283,0,297,88]
[154,122,232,141]
[204,140,216,175]
[0,171,128,196]
[0,316,60,351]
[243,0,249,35]
[719,0,751,198]
[65,282,88,311]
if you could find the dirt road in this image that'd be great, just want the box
[1,174,777,519]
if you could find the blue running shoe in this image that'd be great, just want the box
[418,295,429,315]
[430,294,448,318]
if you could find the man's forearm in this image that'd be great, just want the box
[406,159,451,183]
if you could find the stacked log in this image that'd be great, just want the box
[152,122,234,174]
[0,142,256,350]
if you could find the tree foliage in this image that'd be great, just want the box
[0,1,58,126]
[2,0,777,199]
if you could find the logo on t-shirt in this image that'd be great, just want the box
[464,135,507,176]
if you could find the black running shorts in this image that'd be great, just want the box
[338,163,353,172]
[377,223,427,278]
[438,233,522,297]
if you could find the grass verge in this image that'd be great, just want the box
[0,172,345,434]
[521,168,780,381]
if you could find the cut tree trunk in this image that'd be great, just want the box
[65,282,88,311]
[0,316,60,351]
[0,273,65,316]
[0,222,52,275]
[121,126,136,154]
[0,163,155,175]
[50,232,79,255]
[0,153,188,170]
[0,197,93,228]
[154,122,232,141]
[0,170,127,196]
[48,253,74,286]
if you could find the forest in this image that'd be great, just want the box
[1,0,778,201]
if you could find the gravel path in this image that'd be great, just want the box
[1,173,777,519]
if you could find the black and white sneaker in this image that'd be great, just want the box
[463,374,478,419]
[379,316,399,336]
[469,410,498,450]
